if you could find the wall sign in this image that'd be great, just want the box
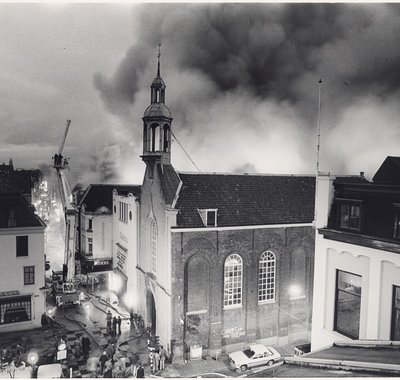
[0,290,20,297]
[221,327,245,339]
[94,259,112,266]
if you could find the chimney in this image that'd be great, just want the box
[360,171,365,179]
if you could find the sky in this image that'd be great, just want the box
[1,3,400,186]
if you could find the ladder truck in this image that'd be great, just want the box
[51,120,80,307]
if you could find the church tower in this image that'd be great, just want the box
[142,46,173,177]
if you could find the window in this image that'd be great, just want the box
[0,295,31,324]
[258,251,276,302]
[334,270,362,339]
[393,205,400,240]
[88,219,92,231]
[391,285,400,340]
[23,266,35,285]
[16,236,28,257]
[88,238,93,256]
[290,247,306,300]
[224,254,243,307]
[337,200,362,231]
[198,209,218,227]
[151,220,158,273]
[119,201,128,223]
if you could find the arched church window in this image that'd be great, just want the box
[163,124,170,152]
[258,251,276,303]
[151,124,160,152]
[224,254,243,307]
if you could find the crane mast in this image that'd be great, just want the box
[53,119,76,284]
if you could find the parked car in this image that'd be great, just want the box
[229,344,281,372]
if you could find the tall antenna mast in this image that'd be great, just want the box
[316,79,322,175]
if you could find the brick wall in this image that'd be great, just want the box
[171,225,314,358]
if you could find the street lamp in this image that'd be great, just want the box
[28,352,38,372]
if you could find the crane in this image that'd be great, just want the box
[51,120,80,306]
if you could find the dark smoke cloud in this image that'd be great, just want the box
[95,3,400,179]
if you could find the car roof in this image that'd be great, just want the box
[37,363,62,378]
[249,344,271,354]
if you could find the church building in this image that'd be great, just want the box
[133,56,316,360]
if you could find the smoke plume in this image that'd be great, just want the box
[93,3,400,181]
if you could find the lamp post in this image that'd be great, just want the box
[28,353,38,373]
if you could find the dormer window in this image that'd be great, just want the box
[198,209,218,227]
[393,204,400,239]
[336,199,362,232]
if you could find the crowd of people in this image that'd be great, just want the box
[80,342,145,378]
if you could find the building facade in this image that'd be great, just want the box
[312,157,400,350]
[0,177,46,331]
[77,184,140,275]
[111,187,141,308]
[134,61,316,359]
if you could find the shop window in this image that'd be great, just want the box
[23,266,35,285]
[224,254,243,308]
[0,295,31,324]
[334,270,362,339]
[258,251,276,303]
[16,236,28,257]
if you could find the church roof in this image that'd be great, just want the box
[174,173,315,228]
[143,103,172,118]
[157,164,181,207]
[80,184,141,213]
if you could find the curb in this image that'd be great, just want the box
[284,356,400,374]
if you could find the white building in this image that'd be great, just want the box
[312,157,400,350]
[110,187,141,309]
[0,178,46,331]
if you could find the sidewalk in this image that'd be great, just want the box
[156,356,235,378]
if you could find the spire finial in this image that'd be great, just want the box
[157,43,161,77]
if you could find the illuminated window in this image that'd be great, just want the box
[334,270,362,339]
[151,220,158,273]
[258,251,275,303]
[224,254,242,307]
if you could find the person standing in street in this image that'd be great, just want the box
[74,338,82,358]
[112,316,117,335]
[106,311,112,333]
[136,363,144,378]
[82,336,90,359]
[99,351,108,375]
[103,361,113,378]
[159,346,167,370]
[40,313,47,330]
[117,316,122,335]
[154,350,160,372]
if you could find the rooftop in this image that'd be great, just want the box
[175,172,315,228]
[80,184,141,213]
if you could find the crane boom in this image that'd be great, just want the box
[58,119,71,155]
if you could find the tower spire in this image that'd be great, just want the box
[157,43,161,77]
